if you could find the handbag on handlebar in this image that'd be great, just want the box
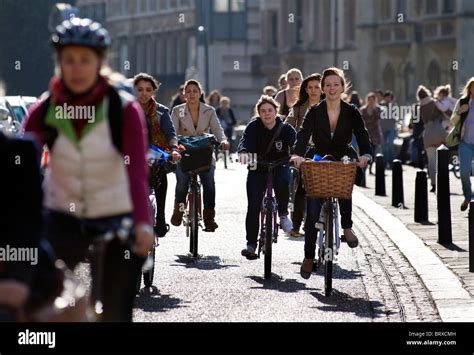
[178,134,218,174]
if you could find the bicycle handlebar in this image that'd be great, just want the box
[257,157,292,170]
[92,217,135,247]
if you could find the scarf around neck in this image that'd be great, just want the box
[48,75,109,138]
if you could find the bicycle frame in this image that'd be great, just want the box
[185,174,202,257]
[316,198,341,262]
[258,172,278,258]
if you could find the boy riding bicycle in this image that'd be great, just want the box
[238,95,296,259]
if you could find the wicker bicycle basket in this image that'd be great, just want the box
[300,161,358,199]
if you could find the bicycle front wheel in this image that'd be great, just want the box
[190,183,199,258]
[324,203,334,297]
[264,209,273,279]
[143,245,156,288]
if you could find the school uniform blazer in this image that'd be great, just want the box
[293,99,373,161]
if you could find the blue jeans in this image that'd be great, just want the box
[459,141,474,201]
[304,197,353,259]
[245,166,290,248]
[382,128,397,168]
[175,164,216,209]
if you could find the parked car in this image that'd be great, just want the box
[5,96,28,124]
[21,96,38,111]
[0,97,22,136]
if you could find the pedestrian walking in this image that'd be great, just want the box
[451,77,474,211]
[360,92,384,163]
[216,96,237,152]
[275,68,303,117]
[380,90,398,169]
[417,85,449,192]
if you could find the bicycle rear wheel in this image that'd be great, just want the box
[264,208,273,279]
[190,182,199,257]
[143,245,156,288]
[324,203,334,297]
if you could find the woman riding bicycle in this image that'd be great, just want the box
[24,17,154,321]
[170,80,230,231]
[238,95,296,259]
[285,73,323,238]
[133,73,181,238]
[291,67,372,279]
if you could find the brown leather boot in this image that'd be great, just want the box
[203,208,218,232]
[300,258,314,279]
[171,203,184,226]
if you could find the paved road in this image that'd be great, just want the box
[125,159,441,322]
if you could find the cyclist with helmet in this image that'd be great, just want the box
[24,17,154,321]
[133,72,181,238]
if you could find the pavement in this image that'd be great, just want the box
[353,161,474,322]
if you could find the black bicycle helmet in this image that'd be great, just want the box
[51,17,111,51]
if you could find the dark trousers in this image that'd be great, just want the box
[292,178,306,231]
[304,197,353,259]
[245,166,290,248]
[151,172,169,237]
[43,210,145,322]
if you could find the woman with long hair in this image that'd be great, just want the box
[451,77,474,211]
[285,73,323,237]
[291,67,372,279]
[133,73,181,238]
[171,80,230,231]
[275,68,304,117]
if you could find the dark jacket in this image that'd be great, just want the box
[157,104,178,143]
[216,107,237,128]
[293,100,373,161]
[238,117,296,170]
[0,132,43,284]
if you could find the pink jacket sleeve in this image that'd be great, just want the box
[122,101,153,226]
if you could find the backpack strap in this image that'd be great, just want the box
[107,85,125,153]
[263,121,283,158]
[37,94,58,150]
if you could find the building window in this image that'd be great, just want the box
[381,0,392,20]
[427,60,441,88]
[383,63,395,91]
[344,0,356,44]
[426,0,439,14]
[121,0,127,15]
[213,0,228,12]
[230,0,245,12]
[213,0,244,13]
[119,42,128,75]
[396,0,407,15]
[270,11,278,49]
[295,0,303,45]
[443,0,455,13]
